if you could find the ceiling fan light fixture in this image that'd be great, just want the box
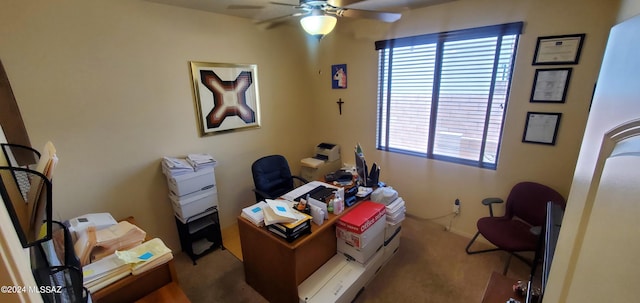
[300,14,337,37]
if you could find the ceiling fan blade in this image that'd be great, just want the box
[255,12,307,26]
[327,0,366,7]
[227,4,265,10]
[336,8,401,22]
[269,1,301,8]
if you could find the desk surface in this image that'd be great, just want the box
[481,272,525,303]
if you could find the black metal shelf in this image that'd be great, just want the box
[175,207,224,265]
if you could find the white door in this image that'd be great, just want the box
[564,137,640,302]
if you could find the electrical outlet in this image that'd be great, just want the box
[453,199,461,215]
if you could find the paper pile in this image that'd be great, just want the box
[385,197,406,225]
[82,253,132,293]
[186,153,217,171]
[263,199,298,225]
[115,238,173,275]
[92,221,147,262]
[241,201,267,226]
[162,157,195,177]
[73,221,147,266]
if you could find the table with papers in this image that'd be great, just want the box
[237,181,363,303]
[90,217,181,303]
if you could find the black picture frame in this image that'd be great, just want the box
[532,34,585,65]
[522,112,562,145]
[530,68,572,103]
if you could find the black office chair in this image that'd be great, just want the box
[251,155,308,202]
[465,181,566,275]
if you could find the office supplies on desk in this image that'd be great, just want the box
[282,180,339,201]
[310,204,325,226]
[264,199,298,225]
[241,201,267,226]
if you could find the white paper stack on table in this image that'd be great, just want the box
[241,201,267,226]
[385,197,406,225]
[186,153,217,171]
[82,253,132,293]
[115,237,173,275]
[162,156,195,177]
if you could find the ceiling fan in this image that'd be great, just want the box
[255,0,402,39]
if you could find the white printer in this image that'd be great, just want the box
[314,143,340,162]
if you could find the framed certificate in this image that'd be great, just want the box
[532,34,585,65]
[530,68,572,103]
[522,112,562,145]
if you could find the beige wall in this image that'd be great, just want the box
[0,0,621,252]
[0,0,315,250]
[618,0,640,21]
[308,0,619,237]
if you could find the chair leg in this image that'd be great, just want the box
[465,231,501,255]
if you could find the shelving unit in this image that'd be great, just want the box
[175,206,224,265]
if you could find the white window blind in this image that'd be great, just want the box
[375,22,523,169]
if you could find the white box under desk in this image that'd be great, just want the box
[298,249,385,303]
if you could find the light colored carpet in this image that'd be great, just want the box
[174,215,529,303]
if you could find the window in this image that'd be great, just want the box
[375,22,523,169]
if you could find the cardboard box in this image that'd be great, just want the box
[298,249,385,303]
[170,188,218,223]
[167,166,216,196]
[336,201,386,249]
[337,223,384,265]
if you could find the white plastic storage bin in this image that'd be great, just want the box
[167,166,216,196]
[298,249,384,303]
[170,188,218,223]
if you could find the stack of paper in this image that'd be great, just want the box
[115,238,173,275]
[162,156,194,177]
[241,201,267,226]
[263,199,298,225]
[386,197,406,225]
[82,253,132,293]
[91,221,147,263]
[74,226,97,266]
[186,153,217,171]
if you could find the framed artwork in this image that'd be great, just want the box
[332,64,347,89]
[532,34,585,65]
[522,112,562,145]
[190,62,261,136]
[530,68,572,103]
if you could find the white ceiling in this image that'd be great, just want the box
[145,0,452,24]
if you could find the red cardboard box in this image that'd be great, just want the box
[336,201,386,249]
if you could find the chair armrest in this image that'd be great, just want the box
[482,197,503,205]
[481,197,503,217]
[252,188,276,200]
[292,176,309,184]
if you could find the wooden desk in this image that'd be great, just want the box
[481,272,525,303]
[90,217,181,303]
[238,201,360,303]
